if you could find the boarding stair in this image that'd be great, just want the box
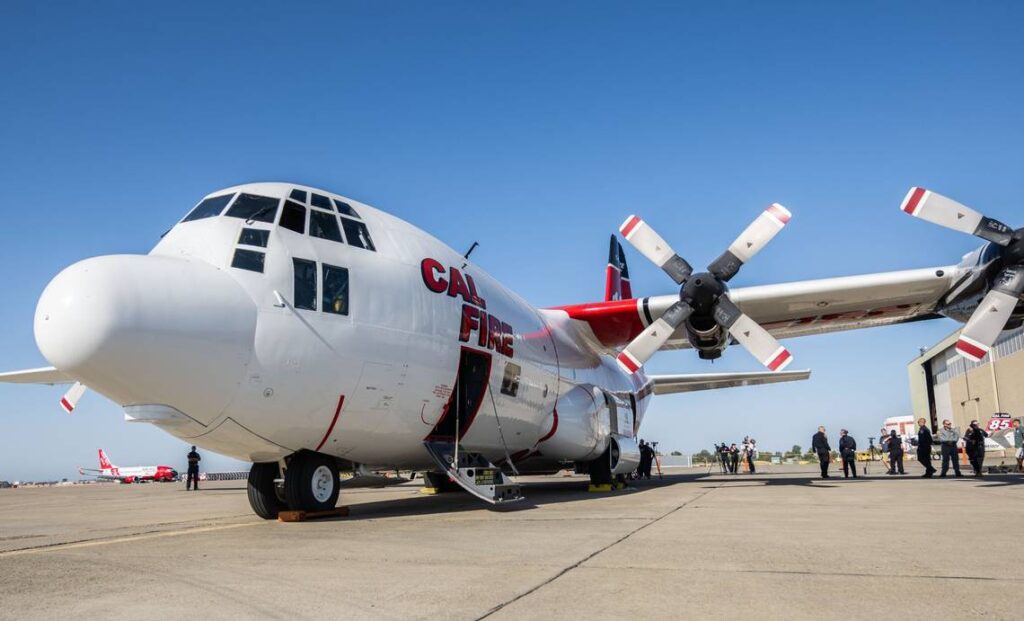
[423,441,524,505]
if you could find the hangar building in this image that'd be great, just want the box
[907,326,1023,457]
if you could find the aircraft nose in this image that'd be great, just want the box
[34,255,257,420]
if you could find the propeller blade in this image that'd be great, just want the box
[619,215,693,284]
[616,301,693,374]
[708,203,792,282]
[901,187,1014,246]
[955,265,1024,361]
[713,296,793,371]
[60,382,87,414]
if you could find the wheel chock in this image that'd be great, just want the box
[588,483,613,492]
[277,506,350,522]
[420,487,440,495]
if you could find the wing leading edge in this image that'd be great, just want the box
[650,369,811,395]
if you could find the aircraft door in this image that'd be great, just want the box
[425,348,493,442]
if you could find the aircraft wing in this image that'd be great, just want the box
[650,370,811,395]
[0,366,74,385]
[552,265,962,350]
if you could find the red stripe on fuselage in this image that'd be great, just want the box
[538,408,559,442]
[314,395,345,452]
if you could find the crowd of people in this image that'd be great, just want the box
[713,437,758,474]
[811,418,1011,480]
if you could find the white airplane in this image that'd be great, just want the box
[78,448,178,483]
[1,183,1021,519]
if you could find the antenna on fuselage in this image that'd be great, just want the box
[462,241,480,268]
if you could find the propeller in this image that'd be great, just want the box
[59,382,87,413]
[616,204,794,374]
[901,187,1024,361]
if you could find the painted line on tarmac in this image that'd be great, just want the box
[0,522,260,558]
[477,483,723,620]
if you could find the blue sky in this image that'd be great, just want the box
[1,1,1022,480]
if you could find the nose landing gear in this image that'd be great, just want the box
[247,452,341,519]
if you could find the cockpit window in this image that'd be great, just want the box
[322,264,349,315]
[280,200,306,234]
[225,194,280,223]
[238,228,270,247]
[341,217,376,251]
[231,249,265,273]
[311,193,333,210]
[334,199,360,218]
[293,258,317,311]
[182,193,235,223]
[310,210,343,243]
[289,188,307,203]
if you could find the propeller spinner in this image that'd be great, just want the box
[901,187,1024,361]
[616,204,794,375]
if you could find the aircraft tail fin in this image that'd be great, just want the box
[604,235,633,301]
[98,449,115,470]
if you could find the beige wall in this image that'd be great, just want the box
[945,348,1024,427]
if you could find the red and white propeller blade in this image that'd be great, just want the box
[901,187,1014,246]
[955,266,1024,362]
[60,382,87,414]
[708,203,792,282]
[616,301,693,374]
[619,215,693,284]
[713,297,793,371]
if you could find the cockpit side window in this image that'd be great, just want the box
[341,217,376,251]
[289,189,307,203]
[334,199,360,218]
[292,258,317,311]
[225,194,280,223]
[310,210,343,243]
[182,193,235,223]
[280,200,307,234]
[322,264,349,315]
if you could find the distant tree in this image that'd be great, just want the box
[791,445,801,455]
[696,449,712,464]
[670,450,682,456]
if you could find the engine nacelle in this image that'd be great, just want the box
[685,315,729,360]
[609,434,641,475]
[541,384,609,461]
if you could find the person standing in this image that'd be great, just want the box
[916,418,937,478]
[746,438,757,474]
[729,443,739,474]
[887,430,905,475]
[936,419,962,478]
[963,420,989,477]
[637,440,652,479]
[717,443,729,474]
[812,426,831,479]
[1013,419,1023,473]
[838,429,857,478]
[186,445,201,491]
[878,427,891,473]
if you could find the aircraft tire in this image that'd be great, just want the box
[284,452,340,513]
[247,462,286,520]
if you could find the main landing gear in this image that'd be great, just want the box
[247,451,341,519]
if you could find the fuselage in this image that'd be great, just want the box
[34,183,651,470]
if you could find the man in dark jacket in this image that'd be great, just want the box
[186,446,201,491]
[637,440,652,479]
[729,443,739,474]
[838,429,857,479]
[887,430,905,474]
[963,420,989,477]
[812,426,831,479]
[916,418,937,478]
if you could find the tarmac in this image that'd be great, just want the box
[1,461,1022,620]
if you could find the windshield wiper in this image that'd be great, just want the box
[245,205,276,225]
